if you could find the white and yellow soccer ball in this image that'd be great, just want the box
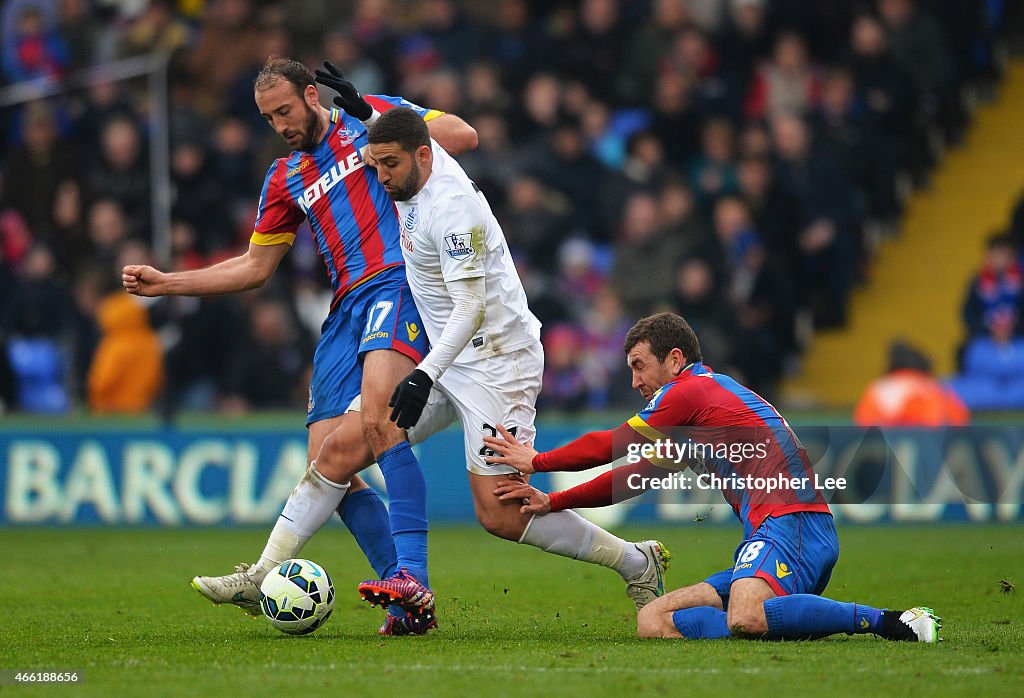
[259,559,335,635]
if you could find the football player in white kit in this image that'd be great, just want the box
[357,106,670,622]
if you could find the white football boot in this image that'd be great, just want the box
[625,540,672,611]
[191,563,266,616]
[898,607,942,642]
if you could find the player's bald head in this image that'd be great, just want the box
[625,312,703,364]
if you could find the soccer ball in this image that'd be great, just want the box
[259,559,335,635]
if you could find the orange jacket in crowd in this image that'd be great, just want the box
[853,368,970,427]
[87,293,164,413]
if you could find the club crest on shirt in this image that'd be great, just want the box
[445,232,474,259]
[337,127,359,146]
[400,207,417,253]
[403,206,418,232]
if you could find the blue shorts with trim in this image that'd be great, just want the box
[703,512,839,609]
[306,265,428,425]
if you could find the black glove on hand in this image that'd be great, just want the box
[313,61,374,121]
[389,369,433,429]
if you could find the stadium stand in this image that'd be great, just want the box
[0,0,1015,415]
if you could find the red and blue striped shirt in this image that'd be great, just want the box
[538,362,830,536]
[251,96,443,308]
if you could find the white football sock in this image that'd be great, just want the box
[254,462,349,574]
[519,511,648,580]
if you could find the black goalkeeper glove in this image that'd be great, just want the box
[389,368,433,429]
[313,61,374,121]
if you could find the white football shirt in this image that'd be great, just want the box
[395,140,541,366]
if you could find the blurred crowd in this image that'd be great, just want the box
[0,0,1014,417]
[949,189,1024,410]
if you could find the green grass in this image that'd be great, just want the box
[2,524,1022,697]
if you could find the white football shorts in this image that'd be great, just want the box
[433,340,543,475]
[346,341,543,475]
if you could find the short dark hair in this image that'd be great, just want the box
[367,107,430,153]
[987,231,1014,250]
[887,340,932,374]
[624,312,703,363]
[254,56,313,96]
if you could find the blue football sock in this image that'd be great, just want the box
[763,595,882,640]
[672,606,731,639]
[337,487,398,579]
[376,441,429,587]
[337,487,404,620]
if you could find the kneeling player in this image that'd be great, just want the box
[486,312,940,642]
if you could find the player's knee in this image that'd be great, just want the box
[316,433,371,482]
[475,510,522,541]
[316,447,366,483]
[477,516,516,541]
[636,604,668,639]
[726,609,768,638]
[317,427,374,481]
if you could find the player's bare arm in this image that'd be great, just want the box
[493,480,550,515]
[364,116,475,166]
[122,242,289,297]
[426,113,478,154]
[482,424,538,473]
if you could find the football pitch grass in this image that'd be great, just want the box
[2,524,1022,697]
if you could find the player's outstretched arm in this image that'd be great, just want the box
[488,425,625,475]
[483,424,539,473]
[515,459,659,513]
[122,242,289,297]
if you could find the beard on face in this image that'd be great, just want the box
[293,102,322,152]
[387,158,421,201]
